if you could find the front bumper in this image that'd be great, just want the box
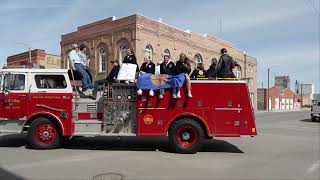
[311,113,320,118]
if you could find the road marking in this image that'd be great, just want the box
[307,160,320,174]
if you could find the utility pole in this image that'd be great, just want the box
[267,68,270,111]
[244,51,247,79]
[28,47,31,63]
[300,83,303,108]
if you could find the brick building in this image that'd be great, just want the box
[257,86,300,110]
[60,14,257,108]
[6,49,61,69]
[275,76,290,90]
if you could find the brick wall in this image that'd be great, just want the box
[6,49,60,69]
[61,14,258,108]
[258,86,299,110]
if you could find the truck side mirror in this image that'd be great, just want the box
[3,88,9,96]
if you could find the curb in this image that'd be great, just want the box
[254,109,310,114]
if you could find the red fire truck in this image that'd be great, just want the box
[0,68,256,153]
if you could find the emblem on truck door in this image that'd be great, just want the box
[143,114,153,125]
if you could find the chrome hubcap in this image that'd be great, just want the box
[182,132,191,140]
[42,131,49,138]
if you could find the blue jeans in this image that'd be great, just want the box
[74,63,93,91]
[160,87,177,96]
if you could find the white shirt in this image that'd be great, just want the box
[78,51,89,67]
[68,50,81,64]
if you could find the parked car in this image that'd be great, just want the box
[311,101,320,122]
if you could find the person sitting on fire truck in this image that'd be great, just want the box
[207,58,218,78]
[122,48,139,72]
[214,48,238,79]
[159,53,176,98]
[92,60,120,98]
[190,63,208,80]
[137,56,155,96]
[68,44,93,96]
[78,44,92,82]
[78,44,90,68]
[176,53,192,98]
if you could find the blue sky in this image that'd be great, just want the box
[0,0,319,92]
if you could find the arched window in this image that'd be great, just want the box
[164,49,170,56]
[194,53,203,66]
[99,47,107,72]
[119,43,128,64]
[144,45,153,61]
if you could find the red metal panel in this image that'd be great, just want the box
[136,83,215,136]
[136,82,257,137]
[77,113,103,120]
[26,93,74,136]
[0,92,28,119]
[239,84,257,136]
[213,83,241,136]
[0,93,3,117]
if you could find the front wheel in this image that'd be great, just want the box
[169,119,204,154]
[27,118,62,149]
[311,116,317,122]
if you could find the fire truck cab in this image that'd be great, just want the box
[0,68,257,153]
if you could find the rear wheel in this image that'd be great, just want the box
[27,118,62,149]
[169,119,204,154]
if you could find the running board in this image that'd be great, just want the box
[71,132,137,137]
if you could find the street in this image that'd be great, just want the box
[0,110,319,180]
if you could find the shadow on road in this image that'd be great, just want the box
[0,134,243,153]
[0,134,26,147]
[64,136,243,153]
[0,167,26,180]
[300,119,319,123]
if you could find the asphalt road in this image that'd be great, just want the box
[0,110,319,180]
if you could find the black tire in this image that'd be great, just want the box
[169,119,204,154]
[27,117,62,150]
[311,116,317,122]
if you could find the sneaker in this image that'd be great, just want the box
[83,89,92,96]
[159,94,164,99]
[188,91,193,98]
[137,89,143,95]
[172,94,177,98]
[125,80,129,84]
[149,90,154,96]
[176,91,181,98]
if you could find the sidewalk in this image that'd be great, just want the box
[254,108,310,114]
